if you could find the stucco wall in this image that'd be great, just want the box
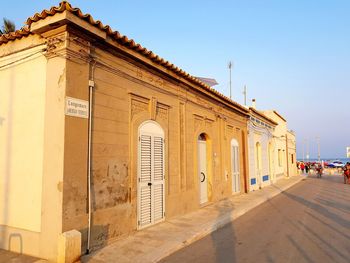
[247,121,273,191]
[0,33,68,261]
[262,110,288,180]
[0,44,46,232]
[60,33,249,251]
[287,131,297,176]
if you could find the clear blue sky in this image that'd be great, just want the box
[2,0,350,159]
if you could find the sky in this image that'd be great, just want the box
[1,0,350,159]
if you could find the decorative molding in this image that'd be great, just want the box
[205,119,214,128]
[193,114,204,131]
[179,102,186,190]
[150,97,158,120]
[130,94,149,120]
[193,114,214,131]
[45,32,68,58]
[156,104,169,121]
[135,67,166,89]
[195,96,212,110]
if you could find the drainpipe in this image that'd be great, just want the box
[87,61,96,254]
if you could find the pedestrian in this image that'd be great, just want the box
[316,163,323,178]
[300,162,305,173]
[305,163,309,174]
[343,162,350,184]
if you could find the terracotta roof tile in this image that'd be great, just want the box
[1,1,248,114]
[0,27,32,44]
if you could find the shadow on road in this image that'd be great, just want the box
[281,178,350,229]
[210,199,237,263]
[286,235,314,263]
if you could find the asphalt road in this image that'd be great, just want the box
[160,174,350,263]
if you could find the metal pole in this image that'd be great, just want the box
[243,85,247,106]
[316,136,320,163]
[228,61,232,99]
[87,60,96,254]
[87,83,93,254]
[302,139,305,162]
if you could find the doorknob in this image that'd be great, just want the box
[200,172,206,183]
[148,182,152,186]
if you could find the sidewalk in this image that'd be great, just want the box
[82,175,305,263]
[0,249,47,263]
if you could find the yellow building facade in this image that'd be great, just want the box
[261,110,297,180]
[0,2,251,261]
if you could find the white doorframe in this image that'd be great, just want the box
[137,121,165,229]
[231,139,240,193]
[256,142,262,188]
[198,135,208,204]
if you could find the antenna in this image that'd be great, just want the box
[243,85,247,106]
[228,61,233,99]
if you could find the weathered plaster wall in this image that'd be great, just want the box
[60,36,249,251]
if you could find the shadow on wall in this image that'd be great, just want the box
[80,224,109,254]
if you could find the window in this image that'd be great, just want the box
[278,149,283,167]
[291,154,294,164]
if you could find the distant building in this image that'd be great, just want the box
[347,147,350,158]
[247,106,277,191]
[261,110,297,181]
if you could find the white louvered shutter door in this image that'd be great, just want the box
[153,136,165,223]
[139,135,152,227]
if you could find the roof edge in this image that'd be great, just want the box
[0,1,249,115]
[249,107,278,126]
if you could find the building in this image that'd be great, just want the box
[287,130,297,177]
[247,104,277,191]
[261,110,297,180]
[347,147,350,158]
[0,2,250,261]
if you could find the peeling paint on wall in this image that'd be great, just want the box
[92,159,129,210]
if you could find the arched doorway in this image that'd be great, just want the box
[138,121,165,229]
[256,142,262,187]
[231,139,240,193]
[197,133,209,204]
